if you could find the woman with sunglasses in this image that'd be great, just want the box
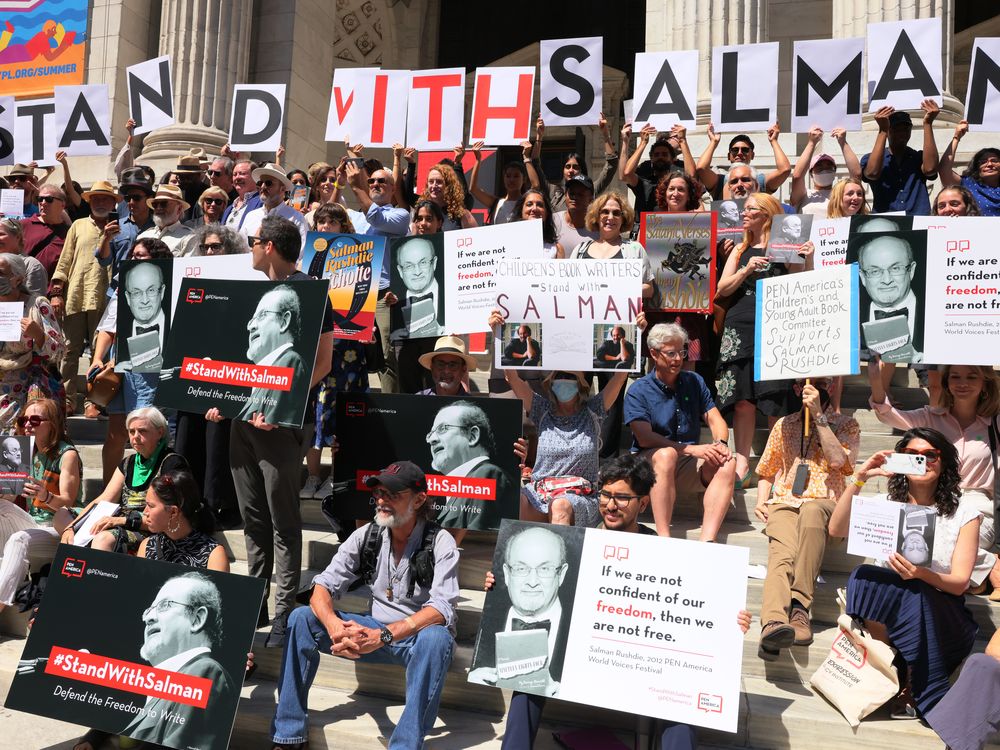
[184,186,229,230]
[937,120,1000,216]
[0,398,81,618]
[869,358,1000,596]
[829,427,981,720]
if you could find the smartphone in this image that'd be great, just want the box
[108,210,119,222]
[882,453,927,476]
[345,157,365,169]
[289,184,309,211]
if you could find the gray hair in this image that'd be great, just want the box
[0,219,24,248]
[0,253,29,292]
[193,223,247,255]
[210,156,234,176]
[726,164,758,182]
[646,322,689,351]
[38,184,67,201]
[126,406,169,437]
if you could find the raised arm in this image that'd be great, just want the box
[864,107,893,181]
[670,124,696,179]
[599,371,629,413]
[790,126,823,208]
[695,123,723,194]
[832,128,862,180]
[763,122,792,193]
[622,124,656,186]
[937,120,967,188]
[920,99,941,178]
[468,141,498,209]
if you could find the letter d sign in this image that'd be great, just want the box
[229,84,287,152]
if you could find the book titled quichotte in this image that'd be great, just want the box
[495,630,550,691]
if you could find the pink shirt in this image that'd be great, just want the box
[869,397,995,496]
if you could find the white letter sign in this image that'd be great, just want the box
[711,42,779,132]
[540,37,602,126]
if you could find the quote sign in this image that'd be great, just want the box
[754,265,860,381]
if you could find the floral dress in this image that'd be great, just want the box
[313,339,369,449]
[0,295,65,429]
[716,247,790,416]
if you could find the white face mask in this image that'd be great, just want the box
[812,170,835,187]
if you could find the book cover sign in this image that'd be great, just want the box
[302,231,385,342]
[5,545,265,750]
[639,211,717,313]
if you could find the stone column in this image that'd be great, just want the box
[139,0,254,163]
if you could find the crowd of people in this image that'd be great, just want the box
[0,104,998,750]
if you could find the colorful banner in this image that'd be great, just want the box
[5,545,265,750]
[0,0,87,98]
[303,231,384,342]
[639,211,716,313]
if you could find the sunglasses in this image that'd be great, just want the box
[151,201,171,210]
[730,146,752,155]
[7,175,30,183]
[202,198,225,206]
[16,415,48,428]
[257,179,275,188]
[902,448,941,464]
[368,177,388,185]
[247,236,264,248]
[199,242,224,252]
[37,196,61,204]
[207,169,224,177]
[125,193,146,202]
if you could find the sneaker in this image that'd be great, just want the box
[758,621,795,662]
[789,606,813,646]
[315,477,335,499]
[300,475,321,499]
[257,602,270,629]
[266,611,289,648]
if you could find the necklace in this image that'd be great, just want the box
[386,553,405,602]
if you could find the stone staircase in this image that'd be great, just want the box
[1,366,999,749]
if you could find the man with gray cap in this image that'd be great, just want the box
[96,166,155,290]
[861,101,940,215]
[269,460,458,750]
[241,162,308,256]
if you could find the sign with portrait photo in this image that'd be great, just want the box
[493,258,643,372]
[711,199,745,244]
[470,520,748,733]
[0,434,32,495]
[302,231,385,342]
[5,545,265,750]
[332,392,522,531]
[847,496,937,565]
[767,214,814,265]
[639,212,717,313]
[155,278,329,428]
[388,234,446,343]
[115,259,173,374]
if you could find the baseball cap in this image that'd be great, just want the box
[564,174,594,192]
[888,111,913,128]
[729,135,755,151]
[363,461,427,493]
[810,153,836,170]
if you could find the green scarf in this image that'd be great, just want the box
[132,438,168,486]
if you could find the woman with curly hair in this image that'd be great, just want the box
[826,176,870,219]
[654,171,703,212]
[829,427,982,720]
[420,163,476,230]
[932,184,982,217]
[937,120,1000,216]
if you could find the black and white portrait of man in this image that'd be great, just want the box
[117,260,172,373]
[389,235,445,342]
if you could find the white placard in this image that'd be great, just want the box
[407,68,466,150]
[325,67,377,142]
[229,84,287,151]
[791,38,864,132]
[711,42,779,132]
[0,95,13,167]
[867,18,943,111]
[540,37,602,126]
[0,189,24,218]
[847,496,937,565]
[632,50,699,130]
[469,67,536,146]
[965,38,1000,132]
[561,528,747,732]
[443,220,545,334]
[810,217,851,268]
[754,265,860,381]
[14,98,56,167]
[54,84,112,156]
[169,253,263,317]
[494,258,642,372]
[351,69,410,149]
[0,300,23,341]
[72,501,122,548]
[126,55,174,135]
[622,98,634,125]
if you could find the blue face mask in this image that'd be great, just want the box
[551,380,578,403]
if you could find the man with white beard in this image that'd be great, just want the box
[241,163,309,258]
[137,184,194,256]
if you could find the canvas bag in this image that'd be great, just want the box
[809,613,900,727]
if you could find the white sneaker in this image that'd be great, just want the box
[315,477,335,499]
[300,475,321,499]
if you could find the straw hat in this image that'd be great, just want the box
[81,180,120,201]
[418,336,477,372]
[146,184,191,212]
[251,163,292,192]
[174,153,203,173]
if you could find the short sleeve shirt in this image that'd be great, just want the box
[624,369,714,451]
[860,147,932,215]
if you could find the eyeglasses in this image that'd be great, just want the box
[372,487,411,501]
[142,599,196,620]
[861,263,911,280]
[37,195,60,204]
[249,308,286,324]
[125,194,146,202]
[207,169,224,177]
[202,198,225,206]
[981,157,1000,167]
[16,415,48,428]
[247,236,264,248]
[656,348,687,360]
[425,423,467,441]
[506,563,565,579]
[399,259,433,273]
[901,448,941,464]
[730,146,752,155]
[126,285,163,301]
[368,177,388,185]
[741,206,763,214]
[199,242,224,253]
[598,489,644,505]
[257,179,275,188]
[151,201,171,210]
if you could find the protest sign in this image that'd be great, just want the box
[324,67,374,142]
[791,38,864,133]
[350,69,411,149]
[846,229,927,364]
[229,84,286,152]
[156,278,328,428]
[388,234,446,342]
[0,299,23,340]
[711,199,745,244]
[639,212,716,313]
[5,545,264,750]
[443,219,545,334]
[302,232,384,342]
[922,217,1000,365]
[767,214,814,265]
[810,217,850,268]
[866,18,943,111]
[632,51,698,130]
[115,259,172,374]
[966,38,1000,132]
[754,265,860,381]
[0,1,88,98]
[14,98,56,167]
[407,68,466,150]
[126,56,174,135]
[0,434,31,495]
[847,496,937,566]
[470,67,535,146]
[470,520,748,733]
[494,258,643,372]
[332,393,522,531]
[0,188,24,218]
[540,37,602,126]
[54,84,112,156]
[711,42,779,133]
[0,96,13,166]
[168,253,263,317]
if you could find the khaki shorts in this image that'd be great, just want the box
[636,448,708,493]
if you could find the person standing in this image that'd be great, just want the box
[861,102,940,216]
[20,183,69,284]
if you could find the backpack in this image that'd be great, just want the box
[350,520,442,599]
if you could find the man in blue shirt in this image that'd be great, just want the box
[96,167,155,296]
[860,101,940,216]
[624,322,735,541]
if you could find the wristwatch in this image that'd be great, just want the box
[379,626,394,646]
[814,414,829,427]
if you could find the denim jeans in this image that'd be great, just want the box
[271,607,454,749]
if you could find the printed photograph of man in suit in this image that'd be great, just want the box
[237,284,308,426]
[123,571,236,749]
[389,235,445,342]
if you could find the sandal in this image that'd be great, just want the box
[890,684,917,720]
[73,728,111,750]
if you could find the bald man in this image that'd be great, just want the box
[857,234,923,360]
[121,262,167,373]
